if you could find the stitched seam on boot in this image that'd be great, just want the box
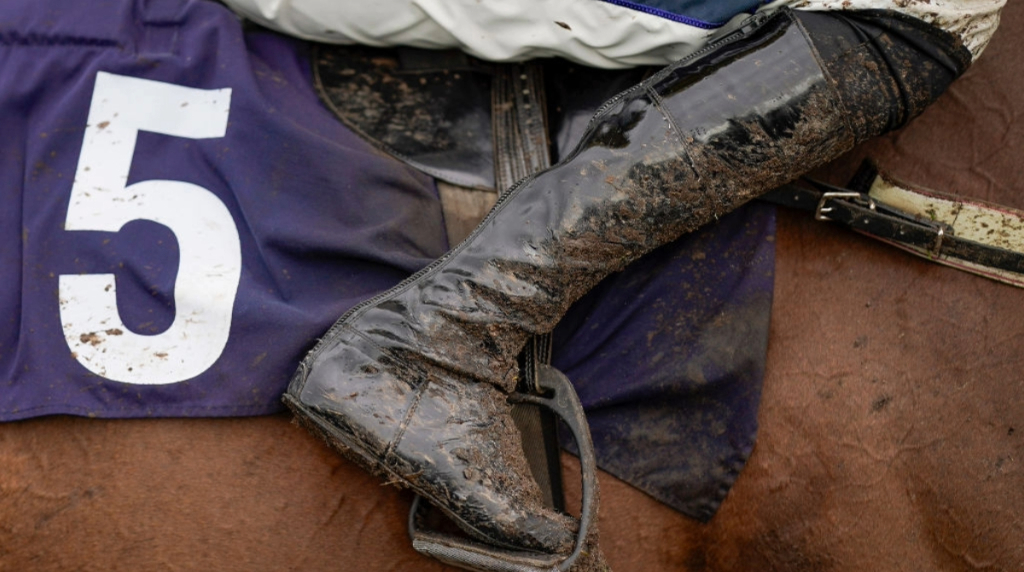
[790,15,858,146]
[644,83,705,198]
[331,322,435,464]
[644,85,685,148]
[385,382,428,461]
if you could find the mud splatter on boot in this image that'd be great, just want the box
[287,6,969,558]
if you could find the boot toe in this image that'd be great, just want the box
[394,377,576,553]
[292,326,575,554]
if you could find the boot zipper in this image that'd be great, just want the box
[587,9,777,124]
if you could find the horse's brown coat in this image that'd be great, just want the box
[1,4,1022,571]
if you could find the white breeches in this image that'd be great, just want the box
[221,0,1004,68]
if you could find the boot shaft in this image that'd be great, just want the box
[290,7,974,561]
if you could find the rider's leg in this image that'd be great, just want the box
[287,4,992,558]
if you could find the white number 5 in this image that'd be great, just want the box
[60,72,241,385]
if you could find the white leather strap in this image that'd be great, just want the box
[868,172,1024,287]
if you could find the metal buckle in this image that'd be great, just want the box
[931,226,946,258]
[815,191,873,222]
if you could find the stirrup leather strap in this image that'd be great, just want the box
[764,160,1024,288]
[409,62,597,571]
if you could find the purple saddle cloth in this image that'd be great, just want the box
[0,0,773,522]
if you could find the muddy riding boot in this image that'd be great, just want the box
[284,7,969,562]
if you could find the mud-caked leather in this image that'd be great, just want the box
[286,7,966,561]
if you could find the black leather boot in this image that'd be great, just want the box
[284,7,968,562]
